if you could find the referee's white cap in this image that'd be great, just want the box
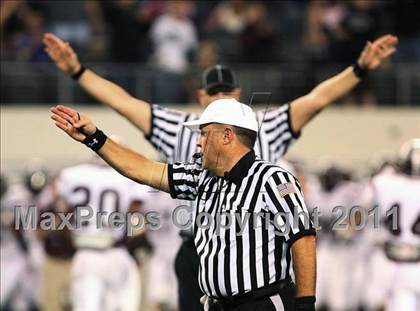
[183,98,258,132]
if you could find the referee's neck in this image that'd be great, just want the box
[213,146,251,177]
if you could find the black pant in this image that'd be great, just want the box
[212,280,296,311]
[174,239,296,311]
[210,295,282,311]
[175,239,203,311]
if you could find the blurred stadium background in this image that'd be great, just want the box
[1,0,419,311]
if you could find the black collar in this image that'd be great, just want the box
[223,150,256,185]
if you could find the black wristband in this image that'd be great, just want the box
[71,65,86,81]
[295,296,316,311]
[82,129,107,151]
[352,62,368,79]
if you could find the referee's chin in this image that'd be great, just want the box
[202,150,223,172]
[202,158,218,173]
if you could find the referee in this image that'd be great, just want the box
[44,32,397,310]
[50,101,316,310]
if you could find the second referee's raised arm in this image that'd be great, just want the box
[43,33,152,136]
[289,34,398,133]
[50,105,169,193]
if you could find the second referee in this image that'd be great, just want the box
[50,100,316,311]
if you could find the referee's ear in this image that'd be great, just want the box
[230,88,241,100]
[196,89,207,107]
[223,127,235,145]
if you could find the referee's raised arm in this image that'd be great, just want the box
[50,105,169,193]
[43,33,153,136]
[289,34,398,134]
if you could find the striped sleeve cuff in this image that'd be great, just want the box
[167,164,178,199]
[287,229,316,246]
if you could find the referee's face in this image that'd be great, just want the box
[197,88,241,107]
[198,123,225,171]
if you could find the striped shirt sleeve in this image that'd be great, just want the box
[256,103,300,163]
[263,170,316,245]
[145,104,191,162]
[167,161,203,201]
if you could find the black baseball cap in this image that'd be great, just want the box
[201,64,237,95]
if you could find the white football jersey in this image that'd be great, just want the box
[372,173,420,246]
[314,180,365,242]
[1,184,32,251]
[56,163,150,248]
[317,181,362,216]
[142,190,181,257]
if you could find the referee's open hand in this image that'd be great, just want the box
[357,34,398,70]
[43,33,82,76]
[50,105,96,142]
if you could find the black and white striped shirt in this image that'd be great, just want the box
[167,151,315,298]
[146,103,299,163]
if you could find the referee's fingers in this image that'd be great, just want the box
[51,107,75,125]
[56,104,76,115]
[51,114,67,127]
[383,47,396,58]
[374,34,394,46]
[56,105,79,122]
[53,120,69,133]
